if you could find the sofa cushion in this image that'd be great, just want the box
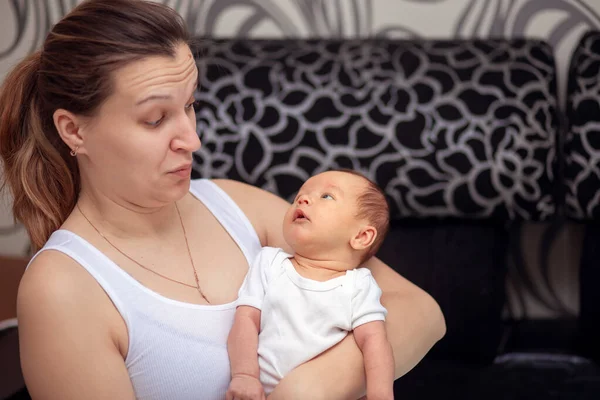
[394,353,600,400]
[474,353,600,400]
[565,31,600,220]
[376,221,508,364]
[579,223,600,363]
[193,38,559,221]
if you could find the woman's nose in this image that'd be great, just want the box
[172,113,201,152]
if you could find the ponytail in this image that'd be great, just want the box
[0,51,79,251]
[1,0,191,251]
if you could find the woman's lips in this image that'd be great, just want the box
[169,165,192,178]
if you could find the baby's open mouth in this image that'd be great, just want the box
[293,209,309,221]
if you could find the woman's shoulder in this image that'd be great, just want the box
[190,178,273,205]
[19,249,114,327]
[17,250,131,396]
[208,178,288,208]
[23,249,87,294]
[207,178,267,194]
[207,179,291,250]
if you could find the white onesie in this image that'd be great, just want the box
[237,246,387,394]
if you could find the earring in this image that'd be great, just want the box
[70,146,79,157]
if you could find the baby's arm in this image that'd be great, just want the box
[227,306,265,400]
[227,247,279,399]
[354,320,395,400]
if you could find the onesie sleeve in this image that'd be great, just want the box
[351,268,388,329]
[237,246,279,310]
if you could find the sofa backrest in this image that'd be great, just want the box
[193,38,560,222]
[565,31,600,221]
[192,38,560,364]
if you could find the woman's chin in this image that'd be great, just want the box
[147,179,190,204]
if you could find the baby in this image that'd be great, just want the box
[227,170,394,400]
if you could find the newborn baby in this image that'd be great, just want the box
[227,170,394,400]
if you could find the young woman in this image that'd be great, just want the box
[0,1,445,398]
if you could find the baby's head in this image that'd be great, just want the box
[283,170,389,266]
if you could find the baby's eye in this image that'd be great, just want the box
[321,193,334,200]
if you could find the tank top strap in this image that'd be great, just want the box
[189,179,262,264]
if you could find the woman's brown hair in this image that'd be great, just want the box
[0,0,190,251]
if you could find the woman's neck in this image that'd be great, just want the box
[75,187,184,241]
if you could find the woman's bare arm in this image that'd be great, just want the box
[18,251,136,400]
[216,179,446,399]
[269,266,445,400]
[364,255,446,378]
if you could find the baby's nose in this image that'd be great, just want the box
[297,195,310,205]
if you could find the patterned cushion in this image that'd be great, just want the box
[565,31,600,220]
[192,38,559,221]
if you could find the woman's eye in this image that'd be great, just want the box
[145,116,164,127]
[186,100,199,112]
[321,193,334,200]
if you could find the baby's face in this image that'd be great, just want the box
[283,171,367,254]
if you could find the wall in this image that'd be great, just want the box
[1,0,599,317]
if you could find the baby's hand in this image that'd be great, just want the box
[226,374,266,400]
[365,388,394,400]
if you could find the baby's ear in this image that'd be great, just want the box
[350,225,377,250]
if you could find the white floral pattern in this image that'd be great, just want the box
[566,31,600,220]
[194,38,559,220]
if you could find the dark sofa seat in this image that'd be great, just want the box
[396,354,600,400]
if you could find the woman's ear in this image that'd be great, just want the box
[53,108,87,155]
[350,225,377,251]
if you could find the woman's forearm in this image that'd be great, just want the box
[365,256,446,377]
[382,290,446,378]
[269,289,445,400]
[268,333,365,400]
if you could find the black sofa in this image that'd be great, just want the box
[4,33,600,399]
[567,31,600,368]
[190,35,600,398]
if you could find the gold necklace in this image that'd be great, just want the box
[76,203,210,304]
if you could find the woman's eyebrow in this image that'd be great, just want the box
[136,78,198,106]
[136,94,171,106]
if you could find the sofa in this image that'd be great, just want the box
[189,34,600,398]
[567,31,600,369]
[3,33,600,399]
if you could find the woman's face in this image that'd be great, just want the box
[79,42,200,208]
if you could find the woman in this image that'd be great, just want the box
[0,0,445,399]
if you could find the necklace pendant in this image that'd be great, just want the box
[198,287,209,303]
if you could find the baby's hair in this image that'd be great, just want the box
[333,169,390,262]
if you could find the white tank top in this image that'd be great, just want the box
[31,179,262,400]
